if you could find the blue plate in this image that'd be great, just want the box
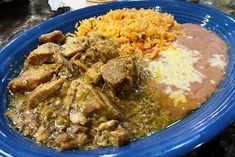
[0,0,235,156]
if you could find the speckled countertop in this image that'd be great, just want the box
[0,0,234,156]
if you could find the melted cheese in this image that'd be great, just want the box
[169,90,186,106]
[165,87,186,105]
[149,44,204,92]
[208,54,226,69]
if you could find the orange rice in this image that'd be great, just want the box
[75,8,182,57]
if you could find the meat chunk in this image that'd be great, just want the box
[9,66,55,93]
[70,53,88,74]
[24,43,74,72]
[93,124,129,147]
[62,80,121,118]
[70,33,119,74]
[39,30,65,44]
[24,43,60,69]
[54,133,87,150]
[83,61,104,84]
[85,33,120,63]
[61,36,88,58]
[109,125,130,146]
[62,79,80,114]
[28,79,64,109]
[53,51,74,72]
[100,55,138,97]
[98,120,118,131]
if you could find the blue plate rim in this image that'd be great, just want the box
[0,0,235,157]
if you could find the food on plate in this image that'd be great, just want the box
[6,8,227,151]
[76,8,182,58]
[147,23,227,119]
[39,30,65,44]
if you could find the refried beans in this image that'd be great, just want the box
[147,23,228,119]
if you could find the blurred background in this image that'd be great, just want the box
[0,0,234,156]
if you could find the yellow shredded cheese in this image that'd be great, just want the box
[169,90,186,106]
[149,44,204,105]
[208,54,226,69]
[149,44,204,92]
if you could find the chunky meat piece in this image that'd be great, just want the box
[9,66,55,93]
[93,124,129,147]
[24,43,60,69]
[98,120,118,131]
[100,55,138,97]
[83,61,104,84]
[85,33,120,63]
[55,133,87,151]
[28,79,64,109]
[53,51,74,72]
[70,33,119,74]
[62,80,121,118]
[62,79,80,114]
[61,36,88,58]
[39,30,65,44]
[109,125,130,146]
[24,43,74,72]
[70,53,88,74]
